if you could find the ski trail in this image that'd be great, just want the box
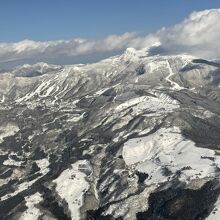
[0,95,5,103]
[166,60,185,90]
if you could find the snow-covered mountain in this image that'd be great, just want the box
[11,62,63,77]
[0,48,220,220]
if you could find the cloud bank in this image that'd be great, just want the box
[0,8,220,65]
[157,9,220,58]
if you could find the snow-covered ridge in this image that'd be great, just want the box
[53,160,90,220]
[123,126,220,185]
[0,46,220,219]
[1,47,218,105]
[12,62,63,77]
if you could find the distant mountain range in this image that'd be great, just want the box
[0,47,220,220]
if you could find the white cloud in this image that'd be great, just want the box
[0,8,220,64]
[0,33,138,63]
[157,8,220,58]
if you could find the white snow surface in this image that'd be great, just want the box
[115,93,179,116]
[19,193,43,220]
[165,60,185,90]
[53,160,90,220]
[3,157,23,167]
[1,158,49,201]
[206,196,220,220]
[13,62,62,77]
[0,123,19,143]
[123,127,220,185]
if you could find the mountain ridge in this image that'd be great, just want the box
[0,47,220,219]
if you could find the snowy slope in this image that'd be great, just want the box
[0,48,220,219]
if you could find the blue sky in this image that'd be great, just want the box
[1,0,220,42]
[0,1,220,68]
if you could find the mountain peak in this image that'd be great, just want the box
[12,62,62,77]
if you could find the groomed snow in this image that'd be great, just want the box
[166,60,185,90]
[53,160,90,220]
